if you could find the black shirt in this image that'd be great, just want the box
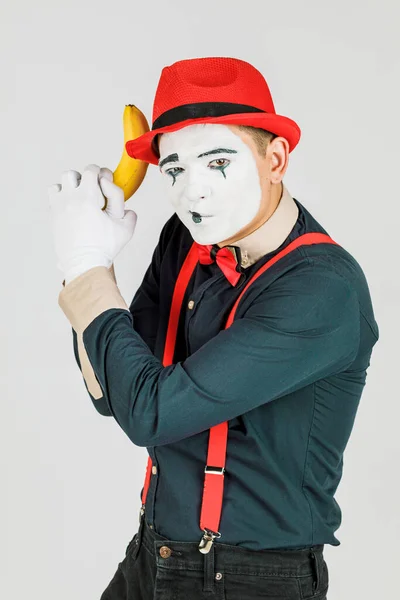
[67,189,379,550]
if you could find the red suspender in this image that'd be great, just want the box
[140,232,339,552]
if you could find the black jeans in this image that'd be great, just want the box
[100,513,329,599]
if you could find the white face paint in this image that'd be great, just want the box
[158,123,262,245]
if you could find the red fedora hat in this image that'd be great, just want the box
[125,56,301,166]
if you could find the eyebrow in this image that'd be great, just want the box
[158,147,238,169]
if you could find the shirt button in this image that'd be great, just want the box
[188,300,195,309]
[159,546,172,558]
[152,466,157,475]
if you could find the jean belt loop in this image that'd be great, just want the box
[309,547,320,593]
[131,506,145,560]
[202,541,216,593]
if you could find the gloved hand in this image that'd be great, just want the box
[48,164,137,285]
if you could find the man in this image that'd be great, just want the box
[49,57,379,600]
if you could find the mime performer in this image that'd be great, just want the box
[48,56,380,600]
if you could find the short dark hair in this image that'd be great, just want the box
[152,125,278,160]
[234,125,278,157]
[152,134,160,159]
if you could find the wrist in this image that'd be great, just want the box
[63,254,111,285]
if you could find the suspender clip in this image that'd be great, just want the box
[199,465,224,552]
[198,528,221,554]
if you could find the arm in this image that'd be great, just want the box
[58,259,361,446]
[66,220,165,416]
[72,326,112,415]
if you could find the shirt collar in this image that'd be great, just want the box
[222,184,299,269]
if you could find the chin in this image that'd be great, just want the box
[189,230,217,245]
[179,215,235,246]
[191,231,231,246]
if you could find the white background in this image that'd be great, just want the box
[2,0,399,598]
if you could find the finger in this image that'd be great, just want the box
[123,209,138,230]
[99,177,125,219]
[61,169,81,190]
[48,183,62,209]
[115,209,138,246]
[80,164,101,189]
[69,170,82,187]
[48,183,61,195]
[99,167,113,182]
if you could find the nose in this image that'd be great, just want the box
[184,182,212,210]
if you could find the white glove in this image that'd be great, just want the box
[48,164,137,285]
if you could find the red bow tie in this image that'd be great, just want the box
[194,242,244,286]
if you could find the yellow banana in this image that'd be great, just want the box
[113,104,150,202]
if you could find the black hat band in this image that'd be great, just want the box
[152,102,266,130]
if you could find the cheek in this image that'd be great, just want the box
[166,185,182,210]
[160,175,177,200]
[220,162,256,192]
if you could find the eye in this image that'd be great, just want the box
[209,158,230,169]
[163,166,184,186]
[164,166,184,177]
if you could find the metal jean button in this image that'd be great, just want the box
[159,546,172,558]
